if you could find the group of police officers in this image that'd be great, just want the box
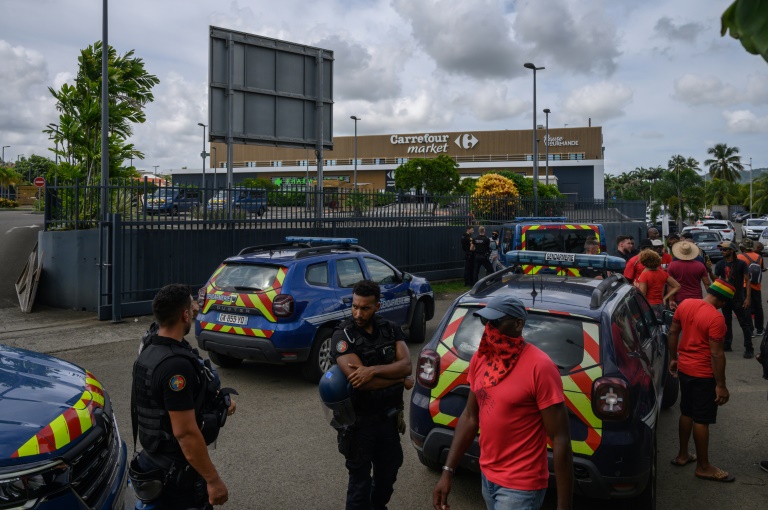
[129,281,412,509]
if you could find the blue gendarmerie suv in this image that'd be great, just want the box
[0,344,128,509]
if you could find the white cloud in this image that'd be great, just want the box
[454,83,528,121]
[745,74,768,105]
[563,82,633,123]
[673,74,738,106]
[723,110,768,133]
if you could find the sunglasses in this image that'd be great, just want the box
[720,248,733,252]
[479,316,514,329]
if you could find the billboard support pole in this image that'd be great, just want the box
[315,50,324,221]
[226,33,234,223]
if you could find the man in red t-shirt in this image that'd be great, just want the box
[667,279,734,483]
[433,295,573,510]
[624,239,654,284]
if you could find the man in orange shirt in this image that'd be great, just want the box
[668,279,735,483]
[738,239,764,336]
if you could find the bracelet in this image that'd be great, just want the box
[442,465,455,474]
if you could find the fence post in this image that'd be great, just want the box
[74,178,80,231]
[111,213,123,323]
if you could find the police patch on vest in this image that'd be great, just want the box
[336,340,348,353]
[169,375,186,391]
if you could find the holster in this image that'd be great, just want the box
[337,426,360,461]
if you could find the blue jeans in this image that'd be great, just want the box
[481,472,547,510]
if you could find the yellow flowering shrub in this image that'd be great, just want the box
[472,174,519,216]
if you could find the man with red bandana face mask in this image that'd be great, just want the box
[433,295,573,510]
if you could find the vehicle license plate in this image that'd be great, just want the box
[218,313,248,325]
[545,252,575,263]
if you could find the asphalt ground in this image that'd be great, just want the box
[1,291,768,510]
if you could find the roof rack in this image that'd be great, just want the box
[589,274,627,309]
[238,242,310,256]
[469,266,523,296]
[508,216,568,223]
[294,244,369,259]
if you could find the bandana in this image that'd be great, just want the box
[476,322,526,387]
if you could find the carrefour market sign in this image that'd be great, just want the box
[390,133,479,154]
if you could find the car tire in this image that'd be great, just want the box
[407,301,426,344]
[303,328,334,383]
[661,375,679,409]
[208,351,243,368]
[629,431,656,510]
[417,450,442,472]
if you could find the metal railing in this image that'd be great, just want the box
[43,181,645,231]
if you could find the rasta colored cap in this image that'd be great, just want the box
[707,279,735,301]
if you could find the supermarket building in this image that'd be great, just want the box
[172,126,605,199]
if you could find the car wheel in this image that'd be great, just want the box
[208,351,243,368]
[407,301,426,344]
[629,431,656,510]
[417,450,442,472]
[303,328,334,383]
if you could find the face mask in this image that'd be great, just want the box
[492,234,498,239]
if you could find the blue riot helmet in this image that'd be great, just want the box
[319,364,355,429]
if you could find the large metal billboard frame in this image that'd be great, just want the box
[208,26,334,150]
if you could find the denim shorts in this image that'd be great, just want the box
[481,472,547,510]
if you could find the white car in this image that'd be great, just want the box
[681,225,709,234]
[742,218,768,240]
[701,220,736,242]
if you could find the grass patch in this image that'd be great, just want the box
[429,279,469,295]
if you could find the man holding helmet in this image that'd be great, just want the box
[326,279,413,510]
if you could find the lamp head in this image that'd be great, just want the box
[350,116,360,121]
[198,122,206,127]
[543,108,550,114]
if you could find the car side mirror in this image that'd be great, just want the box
[662,309,674,327]
[403,272,413,282]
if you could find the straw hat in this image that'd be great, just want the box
[672,240,698,261]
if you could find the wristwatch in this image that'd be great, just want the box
[442,465,455,474]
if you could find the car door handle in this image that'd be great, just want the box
[343,297,352,304]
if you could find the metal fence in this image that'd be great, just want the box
[43,181,646,231]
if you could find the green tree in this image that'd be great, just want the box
[652,156,705,229]
[722,0,768,64]
[241,177,279,191]
[705,178,741,207]
[45,41,160,184]
[751,174,768,214]
[14,155,55,184]
[704,143,743,182]
[0,165,23,199]
[393,155,460,195]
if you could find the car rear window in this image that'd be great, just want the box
[692,232,721,243]
[213,264,282,291]
[705,223,728,229]
[524,228,597,254]
[448,306,600,372]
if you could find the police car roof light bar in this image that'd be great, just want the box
[513,217,568,223]
[505,251,627,272]
[294,244,369,260]
[285,236,359,245]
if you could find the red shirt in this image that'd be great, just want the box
[673,299,726,378]
[624,255,645,283]
[668,259,708,302]
[636,268,669,305]
[468,343,564,490]
[660,253,673,269]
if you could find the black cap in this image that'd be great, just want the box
[667,233,680,240]
[639,239,654,249]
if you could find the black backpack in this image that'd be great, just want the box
[744,253,762,285]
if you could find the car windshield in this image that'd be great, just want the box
[212,264,281,291]
[524,228,597,254]
[448,306,598,372]
[747,220,768,226]
[151,188,175,198]
[692,232,721,243]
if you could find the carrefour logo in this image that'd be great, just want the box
[389,132,479,155]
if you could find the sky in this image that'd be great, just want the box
[0,0,766,177]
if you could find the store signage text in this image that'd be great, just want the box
[389,133,479,154]
[544,135,579,146]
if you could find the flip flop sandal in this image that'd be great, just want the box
[671,454,697,467]
[695,468,735,483]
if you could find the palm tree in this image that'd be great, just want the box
[656,156,705,229]
[752,175,768,215]
[704,143,743,182]
[705,178,740,206]
[0,166,23,199]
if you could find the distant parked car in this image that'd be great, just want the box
[701,220,736,242]
[691,230,725,262]
[681,225,709,234]
[742,218,768,240]
[145,187,199,215]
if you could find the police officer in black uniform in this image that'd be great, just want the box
[331,280,413,510]
[472,226,495,284]
[461,226,475,286]
[130,284,236,509]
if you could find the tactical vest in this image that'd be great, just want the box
[132,336,219,455]
[340,317,405,416]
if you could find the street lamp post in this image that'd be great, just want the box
[524,62,545,216]
[746,157,753,211]
[543,108,550,186]
[212,146,218,190]
[350,116,360,191]
[18,155,28,182]
[1,146,9,164]
[198,123,207,190]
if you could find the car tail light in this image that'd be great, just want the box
[722,229,731,233]
[272,294,294,318]
[416,349,441,388]
[592,377,630,420]
[197,287,206,307]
